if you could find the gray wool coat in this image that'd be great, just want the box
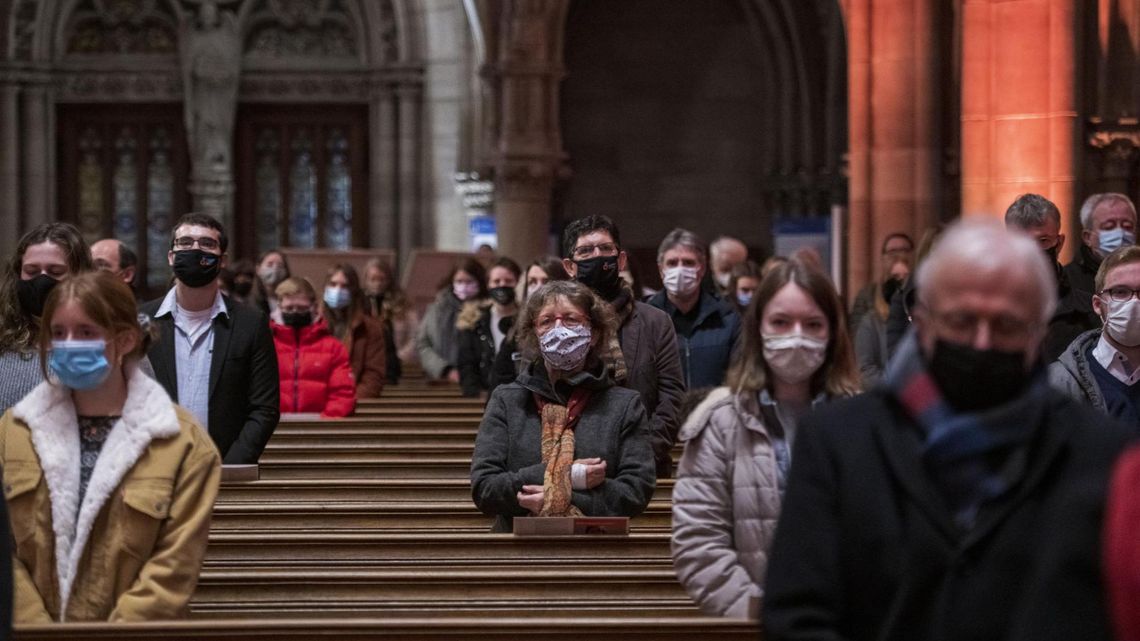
[470,363,656,533]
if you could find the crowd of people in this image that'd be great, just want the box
[1,193,1140,639]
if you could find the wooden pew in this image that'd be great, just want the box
[204,532,672,566]
[209,499,673,531]
[190,567,695,616]
[16,617,762,639]
[217,478,674,503]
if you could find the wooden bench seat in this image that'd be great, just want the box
[16,617,761,639]
[209,499,673,531]
[217,478,674,503]
[204,532,672,566]
[265,429,477,448]
[190,567,693,612]
[276,416,480,430]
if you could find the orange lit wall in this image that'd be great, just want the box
[961,0,1078,257]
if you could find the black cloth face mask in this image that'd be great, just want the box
[488,286,516,306]
[232,279,254,297]
[172,249,221,289]
[574,255,622,301]
[882,277,902,305]
[17,273,60,318]
[282,311,312,329]
[928,339,1033,412]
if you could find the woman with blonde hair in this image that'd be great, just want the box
[2,270,220,621]
[671,257,859,618]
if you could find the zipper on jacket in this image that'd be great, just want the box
[683,338,692,389]
[293,329,301,413]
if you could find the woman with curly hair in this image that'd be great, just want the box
[470,280,655,532]
[0,222,93,413]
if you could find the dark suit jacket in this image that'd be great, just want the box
[620,301,684,478]
[764,389,1133,641]
[140,293,280,464]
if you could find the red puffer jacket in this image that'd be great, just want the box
[272,318,356,417]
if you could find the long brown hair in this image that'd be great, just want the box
[0,223,93,353]
[38,271,154,381]
[323,263,367,341]
[726,257,861,397]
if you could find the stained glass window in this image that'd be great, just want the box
[325,128,351,250]
[288,130,317,249]
[147,128,174,290]
[255,128,282,255]
[112,127,139,252]
[77,128,104,242]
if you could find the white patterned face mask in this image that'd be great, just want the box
[662,266,700,297]
[539,323,592,372]
[762,332,828,384]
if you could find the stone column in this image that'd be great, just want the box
[21,82,50,231]
[961,0,1078,258]
[476,0,570,263]
[843,0,938,299]
[0,81,20,257]
[397,83,422,263]
[370,82,398,253]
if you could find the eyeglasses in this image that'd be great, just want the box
[1099,287,1140,302]
[173,236,220,251]
[572,243,618,260]
[535,314,587,333]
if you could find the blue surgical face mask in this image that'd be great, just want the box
[1098,227,1136,257]
[736,292,753,308]
[323,286,352,310]
[49,339,111,390]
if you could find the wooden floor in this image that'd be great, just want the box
[17,374,762,639]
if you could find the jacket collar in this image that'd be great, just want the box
[648,289,728,329]
[11,367,179,619]
[271,317,332,344]
[1078,243,1103,272]
[1057,329,1107,409]
[515,360,612,404]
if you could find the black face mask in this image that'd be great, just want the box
[928,339,1033,412]
[882,277,902,305]
[16,273,60,318]
[498,315,515,335]
[172,249,221,289]
[232,279,253,297]
[1043,243,1060,266]
[282,311,312,329]
[488,286,516,306]
[574,255,622,301]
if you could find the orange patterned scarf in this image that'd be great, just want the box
[533,388,593,516]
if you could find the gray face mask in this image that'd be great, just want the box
[539,324,592,372]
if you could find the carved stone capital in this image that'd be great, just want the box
[55,70,182,101]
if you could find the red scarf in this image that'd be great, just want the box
[532,388,593,516]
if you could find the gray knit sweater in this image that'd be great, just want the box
[0,350,43,416]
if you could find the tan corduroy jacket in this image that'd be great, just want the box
[1,368,221,622]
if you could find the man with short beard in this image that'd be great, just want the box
[561,215,685,478]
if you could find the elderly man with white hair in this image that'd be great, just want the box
[763,221,1132,641]
[709,235,748,296]
[1064,192,1138,297]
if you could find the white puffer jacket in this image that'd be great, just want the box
[671,387,781,619]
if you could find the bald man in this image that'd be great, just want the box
[91,239,137,288]
[764,221,1131,641]
[709,236,747,297]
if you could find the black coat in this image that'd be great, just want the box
[140,294,281,464]
[1063,243,1101,299]
[763,389,1132,641]
[457,307,509,398]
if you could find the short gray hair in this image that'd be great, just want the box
[657,228,707,265]
[1004,193,1061,230]
[1079,192,1137,230]
[916,220,1057,325]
